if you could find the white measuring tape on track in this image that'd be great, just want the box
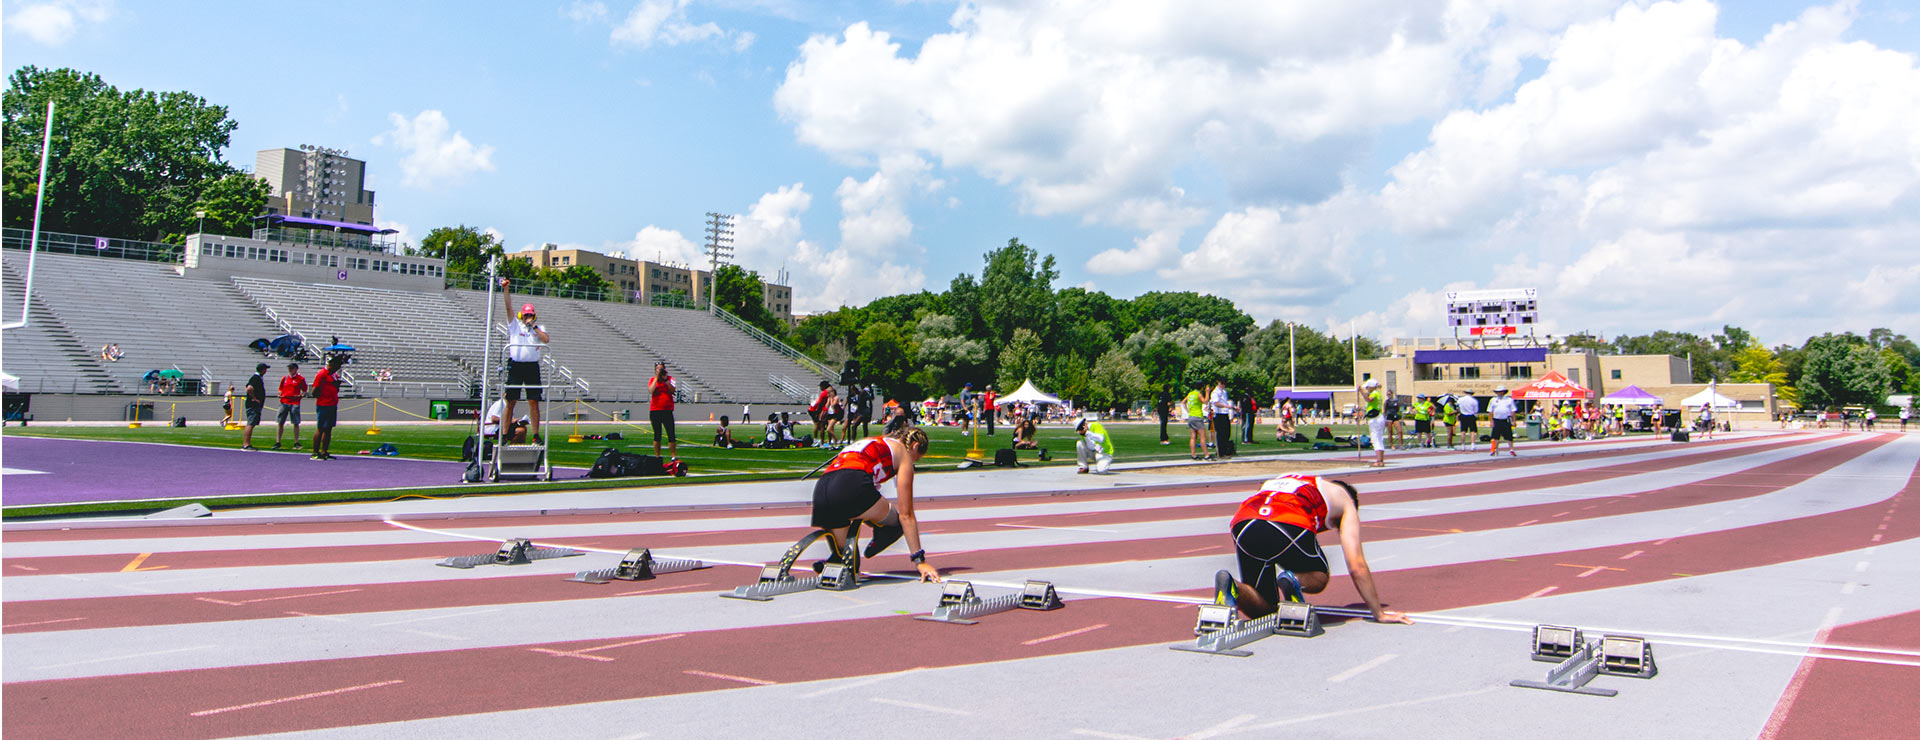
[383,518,1920,666]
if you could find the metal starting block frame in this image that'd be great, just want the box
[1173,602,1327,657]
[568,548,710,583]
[915,580,1064,625]
[1510,625,1657,697]
[436,538,584,569]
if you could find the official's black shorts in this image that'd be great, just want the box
[811,469,882,530]
[1459,416,1478,433]
[505,361,543,401]
[1492,418,1514,441]
[1231,518,1328,605]
[1413,419,1431,434]
[316,405,338,431]
[650,409,676,443]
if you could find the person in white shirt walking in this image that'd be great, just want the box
[500,279,549,444]
[1358,378,1387,467]
[1455,391,1481,451]
[1210,376,1237,460]
[1487,386,1518,457]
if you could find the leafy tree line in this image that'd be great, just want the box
[1559,326,1918,410]
[791,238,1385,410]
[2,67,269,245]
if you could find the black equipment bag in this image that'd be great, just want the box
[994,448,1018,467]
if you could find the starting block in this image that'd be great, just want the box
[916,580,1064,625]
[722,564,825,601]
[722,528,866,601]
[1510,625,1657,697]
[1174,602,1338,657]
[568,548,710,583]
[436,538,584,569]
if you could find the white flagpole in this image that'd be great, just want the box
[4,101,55,331]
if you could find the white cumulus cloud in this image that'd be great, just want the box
[606,0,748,51]
[372,110,497,189]
[5,0,111,46]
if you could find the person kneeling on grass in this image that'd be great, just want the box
[1075,416,1113,474]
[1213,474,1411,625]
[808,426,941,582]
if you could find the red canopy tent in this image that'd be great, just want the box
[1510,370,1593,400]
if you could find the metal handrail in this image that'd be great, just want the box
[713,305,834,378]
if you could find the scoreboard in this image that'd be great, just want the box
[1446,288,1538,336]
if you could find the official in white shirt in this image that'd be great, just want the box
[1487,386,1518,457]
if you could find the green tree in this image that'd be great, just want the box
[856,321,915,399]
[792,307,868,362]
[1798,334,1892,409]
[1613,331,1719,382]
[4,67,248,240]
[418,225,505,276]
[549,264,615,301]
[1134,338,1190,397]
[1129,291,1256,349]
[1728,343,1797,407]
[977,238,1059,352]
[996,328,1048,392]
[865,291,943,327]
[1049,352,1091,403]
[1053,286,1133,354]
[1085,348,1148,413]
[912,313,987,393]
[712,264,783,335]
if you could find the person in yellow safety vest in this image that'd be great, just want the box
[1411,394,1434,449]
[1076,416,1115,474]
[1560,402,1577,440]
[1614,404,1627,435]
[1360,378,1387,468]
[1546,406,1563,440]
[1441,394,1460,449]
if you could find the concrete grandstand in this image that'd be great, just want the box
[1,230,834,411]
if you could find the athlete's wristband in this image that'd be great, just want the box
[910,550,926,564]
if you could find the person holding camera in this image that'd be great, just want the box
[500,279,548,445]
[649,361,678,459]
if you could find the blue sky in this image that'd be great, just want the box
[5,1,1917,347]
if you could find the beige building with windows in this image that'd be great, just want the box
[255,146,376,225]
[507,245,794,323]
[1346,337,1779,425]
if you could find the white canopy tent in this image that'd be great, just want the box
[994,378,1063,407]
[1681,388,1740,409]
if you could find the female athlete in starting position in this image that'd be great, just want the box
[809,425,942,582]
[1216,474,1411,624]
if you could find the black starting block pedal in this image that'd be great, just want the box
[1511,625,1657,696]
[1194,604,1237,636]
[568,548,711,584]
[1019,580,1065,611]
[436,538,584,569]
[1174,602,1328,656]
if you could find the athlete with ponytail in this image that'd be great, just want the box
[808,425,942,582]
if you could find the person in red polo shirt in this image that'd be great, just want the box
[1214,474,1410,624]
[274,362,308,450]
[309,355,345,460]
[648,361,678,459]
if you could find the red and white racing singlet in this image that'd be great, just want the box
[1231,474,1331,532]
[821,437,898,487]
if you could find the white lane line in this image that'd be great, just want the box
[870,697,970,715]
[684,669,776,686]
[401,629,466,640]
[1021,623,1108,646]
[3,616,87,629]
[604,733,651,740]
[1855,561,1871,572]
[799,669,920,699]
[1522,586,1559,599]
[189,679,404,717]
[194,588,362,607]
[1618,550,1644,560]
[37,645,213,670]
[1179,545,1223,554]
[530,634,687,662]
[1184,713,1258,739]
[614,582,711,597]
[1232,687,1504,734]
[284,610,351,622]
[1840,581,1858,595]
[1326,653,1399,683]
[370,607,503,627]
[996,523,1118,534]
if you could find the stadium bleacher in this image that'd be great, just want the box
[3,245,833,403]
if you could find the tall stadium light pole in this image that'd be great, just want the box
[5,100,55,332]
[703,212,734,315]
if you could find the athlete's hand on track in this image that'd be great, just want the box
[916,562,942,582]
[1372,610,1414,625]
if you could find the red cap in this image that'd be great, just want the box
[520,303,536,317]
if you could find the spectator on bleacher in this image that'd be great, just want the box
[309,354,345,460]
[500,279,549,445]
[648,361,678,459]
[241,363,267,451]
[274,362,307,450]
[100,343,122,362]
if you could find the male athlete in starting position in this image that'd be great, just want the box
[1216,474,1412,624]
[808,425,942,581]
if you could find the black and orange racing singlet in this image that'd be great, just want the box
[1231,474,1331,532]
[821,437,898,487]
